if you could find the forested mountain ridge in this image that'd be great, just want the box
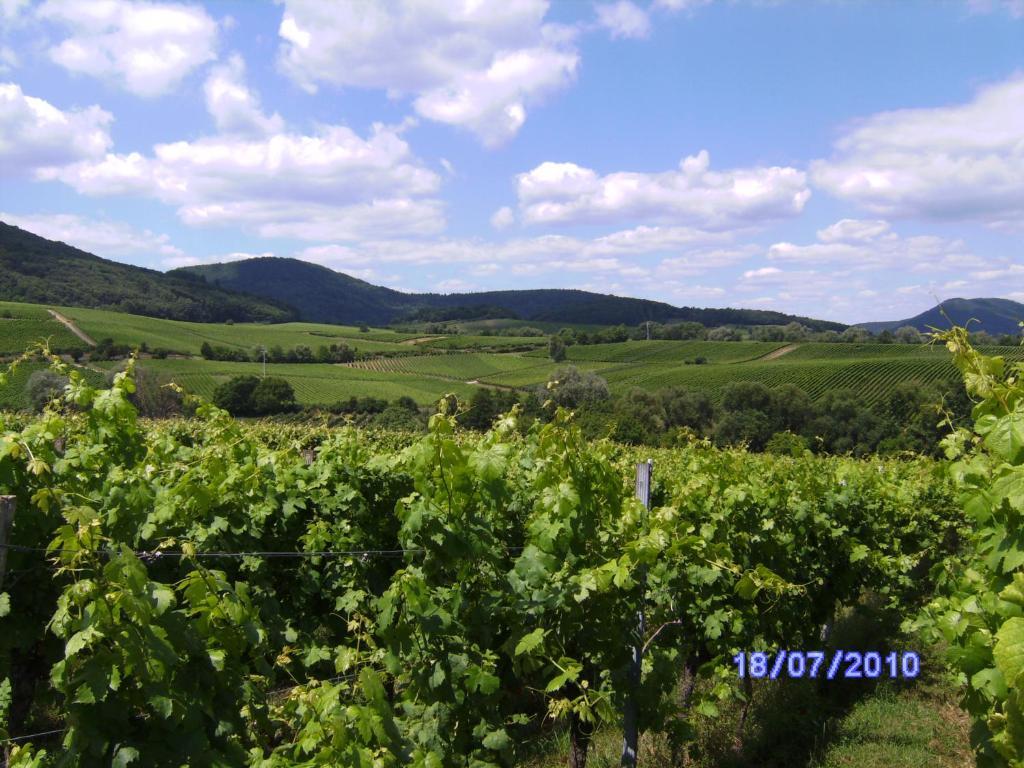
[173,256,848,330]
[857,297,1024,336]
[0,222,296,323]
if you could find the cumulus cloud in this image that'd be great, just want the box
[0,47,18,73]
[0,0,29,21]
[490,206,515,229]
[289,224,736,290]
[514,150,811,228]
[32,54,443,242]
[0,211,185,261]
[0,82,112,175]
[37,0,218,97]
[45,119,445,240]
[276,0,579,146]
[767,218,986,273]
[816,218,890,242]
[653,0,714,11]
[203,55,284,136]
[595,1,651,39]
[811,74,1024,228]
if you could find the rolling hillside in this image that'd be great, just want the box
[857,298,1024,335]
[172,256,848,330]
[0,222,295,323]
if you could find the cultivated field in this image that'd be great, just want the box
[2,299,1022,408]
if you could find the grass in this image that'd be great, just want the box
[129,358,477,406]
[0,301,420,355]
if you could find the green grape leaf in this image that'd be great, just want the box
[514,628,546,657]
[971,667,1008,701]
[994,618,1024,688]
[482,728,512,751]
[1002,574,1024,607]
[112,746,139,768]
[985,412,1024,464]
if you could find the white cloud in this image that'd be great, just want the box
[0,0,29,21]
[37,0,218,97]
[656,245,756,276]
[491,206,515,229]
[291,224,735,290]
[742,266,782,279]
[653,0,714,11]
[595,1,651,39]
[0,82,112,175]
[276,0,578,146]
[436,278,477,292]
[768,219,985,273]
[203,55,283,136]
[0,211,184,260]
[46,120,445,240]
[811,74,1024,228]
[816,218,890,242]
[0,47,18,73]
[515,150,811,228]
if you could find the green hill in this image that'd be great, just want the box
[172,256,848,331]
[857,298,1024,336]
[0,222,295,323]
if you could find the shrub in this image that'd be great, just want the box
[25,369,68,412]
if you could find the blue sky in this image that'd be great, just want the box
[0,0,1021,324]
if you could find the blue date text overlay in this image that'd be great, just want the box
[732,650,920,680]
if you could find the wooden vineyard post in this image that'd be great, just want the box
[621,460,652,768]
[0,496,15,590]
[302,448,317,466]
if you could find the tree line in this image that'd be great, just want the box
[457,367,972,457]
[545,321,1019,349]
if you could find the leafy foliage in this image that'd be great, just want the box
[914,327,1024,767]
[0,346,962,766]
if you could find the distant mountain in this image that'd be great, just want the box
[172,256,848,330]
[0,222,295,323]
[857,298,1024,336]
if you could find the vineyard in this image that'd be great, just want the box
[348,353,557,382]
[0,302,426,356]
[3,300,1022,413]
[524,340,788,365]
[0,304,88,356]
[0,343,988,767]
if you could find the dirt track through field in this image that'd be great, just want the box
[754,343,800,361]
[48,310,96,346]
[400,336,443,345]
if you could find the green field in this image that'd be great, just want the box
[526,339,787,364]
[125,358,476,405]
[3,299,1023,410]
[0,301,89,354]
[349,352,556,381]
[418,334,547,350]
[0,301,426,355]
[59,306,420,354]
[489,341,1024,403]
